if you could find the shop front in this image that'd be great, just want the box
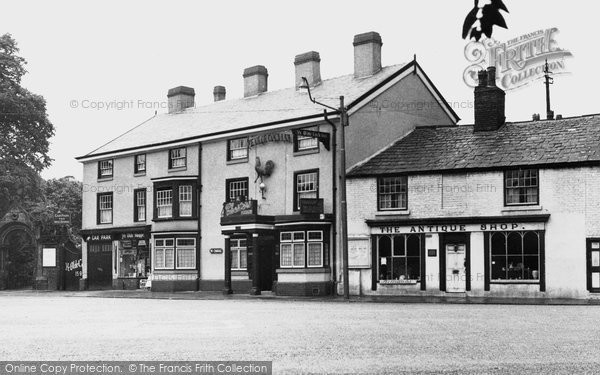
[82,226,151,290]
[220,199,333,296]
[356,215,550,297]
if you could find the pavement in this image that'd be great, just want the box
[3,288,600,305]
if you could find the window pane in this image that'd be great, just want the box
[378,176,407,210]
[293,232,305,242]
[307,243,322,266]
[491,255,506,280]
[280,244,292,267]
[393,236,405,256]
[407,235,420,257]
[507,232,522,255]
[177,248,195,268]
[99,160,113,177]
[164,248,174,268]
[379,236,391,257]
[229,138,248,160]
[406,256,420,280]
[293,243,305,267]
[392,257,406,280]
[170,148,186,168]
[231,249,239,269]
[155,249,165,268]
[307,231,323,241]
[179,185,193,217]
[297,135,318,150]
[136,154,146,172]
[490,233,506,256]
[157,189,173,218]
[228,180,248,201]
[240,249,247,269]
[281,232,292,242]
[505,169,538,204]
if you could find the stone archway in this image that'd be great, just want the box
[0,223,37,290]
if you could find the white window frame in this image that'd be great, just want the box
[227,179,248,202]
[135,154,146,173]
[156,189,173,218]
[307,231,324,268]
[378,176,408,211]
[228,137,248,160]
[179,185,193,217]
[154,238,175,270]
[98,159,113,178]
[98,193,113,224]
[135,190,146,222]
[175,238,196,269]
[296,171,318,210]
[231,238,248,270]
[170,147,187,169]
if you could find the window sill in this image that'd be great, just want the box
[502,205,542,213]
[490,280,539,284]
[97,177,113,182]
[134,172,146,177]
[375,210,410,218]
[379,280,419,285]
[276,267,329,274]
[153,269,197,273]
[232,270,248,276]
[293,148,319,157]
[153,217,198,222]
[227,158,249,165]
[168,166,187,172]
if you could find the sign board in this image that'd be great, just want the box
[376,222,545,234]
[53,214,70,225]
[42,248,57,267]
[221,199,257,218]
[293,129,331,151]
[210,248,223,254]
[348,239,371,268]
[248,131,293,148]
[119,233,145,240]
[89,234,113,241]
[300,198,324,215]
[428,249,437,257]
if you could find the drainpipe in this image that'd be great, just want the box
[197,142,202,291]
[324,111,337,295]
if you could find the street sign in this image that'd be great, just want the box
[53,213,71,225]
[300,198,324,215]
[292,129,331,151]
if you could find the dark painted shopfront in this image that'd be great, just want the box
[221,199,333,296]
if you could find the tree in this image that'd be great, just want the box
[0,33,55,216]
[463,0,509,42]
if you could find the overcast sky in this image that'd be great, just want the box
[2,0,597,180]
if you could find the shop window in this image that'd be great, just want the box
[118,240,149,278]
[134,189,146,222]
[231,238,247,270]
[505,169,539,206]
[227,137,248,161]
[376,234,421,282]
[134,154,146,174]
[154,238,196,270]
[280,230,324,268]
[97,193,113,224]
[179,185,193,217]
[169,147,187,169]
[226,178,249,202]
[294,133,318,152]
[97,159,113,179]
[378,176,408,211]
[490,231,541,281]
[156,189,173,218]
[294,170,318,211]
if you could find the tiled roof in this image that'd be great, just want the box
[348,114,600,176]
[82,63,414,158]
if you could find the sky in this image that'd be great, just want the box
[2,0,597,180]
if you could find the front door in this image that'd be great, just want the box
[587,239,600,292]
[446,244,466,293]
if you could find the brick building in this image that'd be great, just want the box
[346,67,600,299]
[76,32,459,295]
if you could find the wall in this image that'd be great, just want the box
[347,166,600,298]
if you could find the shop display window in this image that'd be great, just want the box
[490,231,541,281]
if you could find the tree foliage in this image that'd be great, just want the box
[0,33,55,215]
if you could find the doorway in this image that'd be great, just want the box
[88,242,113,289]
[587,239,600,292]
[440,233,470,293]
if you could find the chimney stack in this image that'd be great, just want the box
[167,86,195,114]
[353,31,383,78]
[294,51,321,89]
[474,67,505,131]
[213,86,226,102]
[243,65,268,98]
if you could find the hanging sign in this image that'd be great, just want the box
[292,129,331,151]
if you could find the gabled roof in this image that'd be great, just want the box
[348,114,600,176]
[77,61,460,160]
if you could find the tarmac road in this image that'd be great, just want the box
[1,294,600,374]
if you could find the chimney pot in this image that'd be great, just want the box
[213,86,226,102]
[477,70,488,87]
[487,66,497,87]
[243,65,268,97]
[294,51,321,89]
[353,31,383,78]
[167,86,195,114]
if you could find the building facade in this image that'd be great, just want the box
[77,32,459,295]
[346,67,600,299]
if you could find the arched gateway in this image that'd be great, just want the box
[0,210,37,290]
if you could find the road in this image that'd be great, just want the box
[1,294,600,374]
